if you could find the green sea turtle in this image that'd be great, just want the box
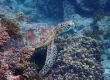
[24,21,74,76]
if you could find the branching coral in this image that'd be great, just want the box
[1,18,23,40]
[0,25,10,46]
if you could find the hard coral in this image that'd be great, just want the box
[6,70,23,80]
[1,18,23,40]
[83,29,104,41]
[4,46,39,79]
[47,34,104,80]
[0,69,6,80]
[0,25,10,46]
[16,11,28,22]
[17,46,39,79]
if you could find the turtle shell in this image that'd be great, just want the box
[25,23,55,48]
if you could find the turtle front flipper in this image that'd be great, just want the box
[39,39,57,76]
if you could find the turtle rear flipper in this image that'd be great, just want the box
[39,39,57,76]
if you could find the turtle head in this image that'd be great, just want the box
[56,21,74,34]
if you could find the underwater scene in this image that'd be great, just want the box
[0,0,110,80]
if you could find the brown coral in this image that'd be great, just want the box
[6,70,23,80]
[1,18,23,40]
[0,25,10,46]
[44,34,104,80]
[4,46,39,79]
[0,69,6,80]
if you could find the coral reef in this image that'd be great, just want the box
[4,46,39,79]
[83,29,104,41]
[1,18,23,40]
[0,24,10,46]
[43,34,104,80]
[0,46,40,80]
[0,69,6,80]
[63,1,93,34]
[104,26,110,39]
[0,3,108,79]
[67,0,109,15]
[0,30,105,80]
[0,7,16,20]
[92,9,104,26]
[6,70,23,80]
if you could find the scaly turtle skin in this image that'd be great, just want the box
[24,21,74,76]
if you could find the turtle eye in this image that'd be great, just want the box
[63,24,66,27]
[60,24,63,27]
[61,24,63,26]
[68,24,71,26]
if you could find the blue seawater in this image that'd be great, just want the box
[0,0,63,25]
